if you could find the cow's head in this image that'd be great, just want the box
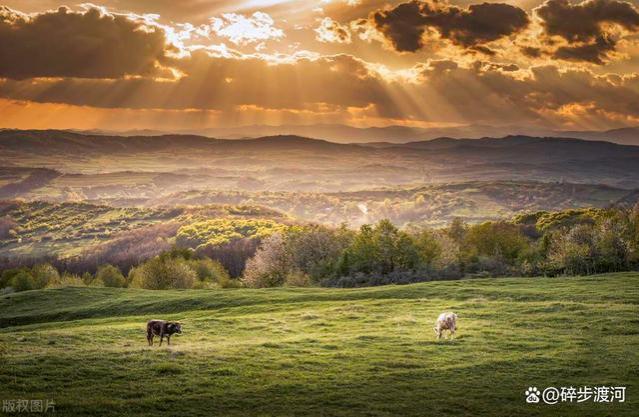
[169,322,182,334]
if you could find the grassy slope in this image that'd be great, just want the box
[1,274,638,416]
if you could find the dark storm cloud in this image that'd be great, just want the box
[553,34,617,64]
[371,0,530,52]
[535,0,639,64]
[535,0,639,42]
[0,6,171,80]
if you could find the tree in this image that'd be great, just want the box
[547,224,595,275]
[286,225,351,282]
[242,234,291,288]
[96,264,127,288]
[593,217,631,272]
[463,222,529,262]
[447,217,467,244]
[413,228,442,267]
[342,220,419,276]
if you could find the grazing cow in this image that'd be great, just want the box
[147,320,182,346]
[434,312,458,339]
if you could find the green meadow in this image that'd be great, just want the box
[1,273,638,416]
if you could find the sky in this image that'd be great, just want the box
[0,0,638,132]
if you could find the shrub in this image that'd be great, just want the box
[81,272,94,285]
[96,264,127,288]
[188,257,230,286]
[0,269,23,289]
[32,264,60,289]
[51,273,85,288]
[11,271,36,292]
[285,270,312,287]
[129,256,196,289]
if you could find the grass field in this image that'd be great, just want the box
[1,274,638,416]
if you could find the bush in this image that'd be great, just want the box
[129,256,196,290]
[81,272,94,285]
[50,273,85,288]
[96,264,127,288]
[32,264,60,289]
[285,270,312,287]
[188,258,231,287]
[11,271,36,292]
[0,269,23,289]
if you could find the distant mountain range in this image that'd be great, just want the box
[2,130,639,193]
[60,124,639,145]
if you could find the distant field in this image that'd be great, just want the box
[1,274,638,416]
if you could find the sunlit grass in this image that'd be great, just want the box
[1,273,638,416]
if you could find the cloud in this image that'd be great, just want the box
[0,52,391,112]
[535,0,639,42]
[371,0,529,53]
[553,34,617,64]
[210,12,284,45]
[1,1,639,129]
[1,48,638,129]
[0,5,171,80]
[315,17,352,43]
[535,0,639,64]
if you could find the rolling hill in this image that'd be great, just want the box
[3,131,639,192]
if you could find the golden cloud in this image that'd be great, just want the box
[0,5,172,80]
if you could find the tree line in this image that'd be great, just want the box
[1,204,638,292]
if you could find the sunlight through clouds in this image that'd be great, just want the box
[211,12,284,45]
[0,0,639,131]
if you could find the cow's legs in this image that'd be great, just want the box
[147,335,153,346]
[167,335,171,346]
[159,335,164,346]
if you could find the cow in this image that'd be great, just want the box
[146,320,182,346]
[434,312,458,339]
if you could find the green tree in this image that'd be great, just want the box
[413,228,442,267]
[343,220,419,276]
[11,271,36,292]
[130,256,196,290]
[96,264,127,288]
[189,257,231,287]
[463,222,529,262]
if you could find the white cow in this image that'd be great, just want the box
[434,312,458,339]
